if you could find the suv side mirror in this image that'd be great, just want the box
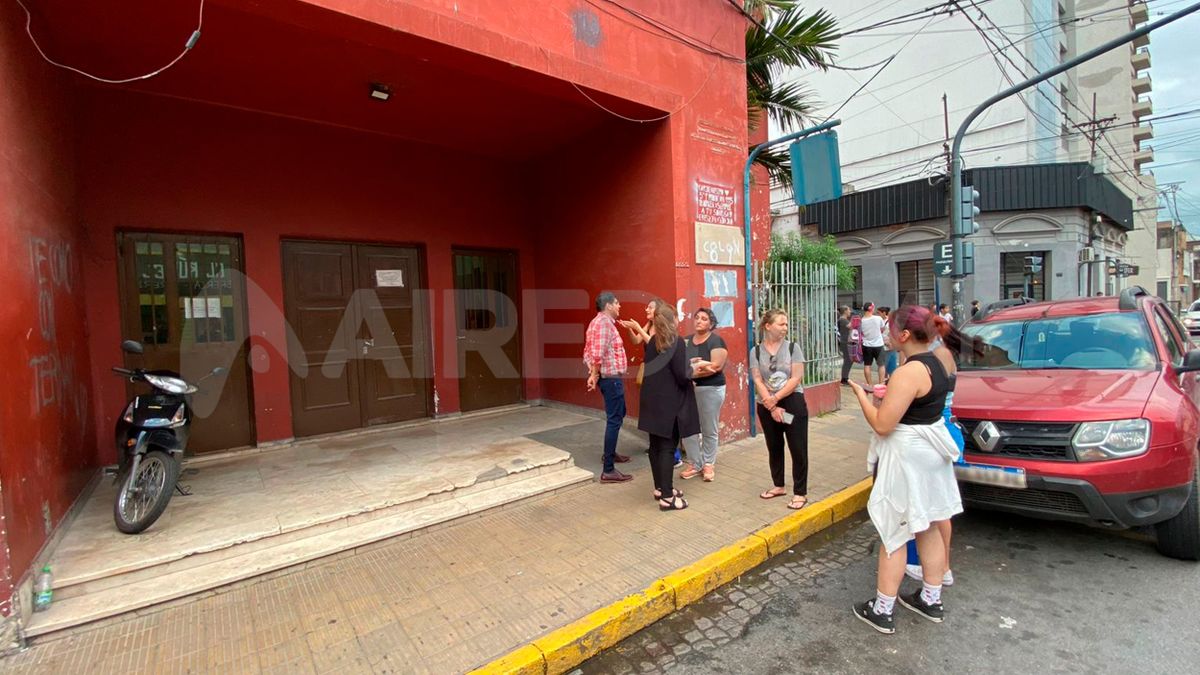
[1177,350,1200,374]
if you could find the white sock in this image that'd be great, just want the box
[874,591,896,615]
[921,582,942,605]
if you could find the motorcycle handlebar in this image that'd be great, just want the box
[112,367,136,376]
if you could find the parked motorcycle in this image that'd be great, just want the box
[111,340,223,534]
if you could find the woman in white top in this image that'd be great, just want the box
[858,303,886,387]
[847,305,968,635]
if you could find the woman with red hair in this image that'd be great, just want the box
[848,305,967,634]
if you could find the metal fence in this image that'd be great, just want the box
[751,260,840,386]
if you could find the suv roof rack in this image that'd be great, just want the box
[1118,285,1150,311]
[973,297,1034,323]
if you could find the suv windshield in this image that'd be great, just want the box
[961,313,1157,371]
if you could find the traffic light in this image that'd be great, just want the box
[957,185,981,236]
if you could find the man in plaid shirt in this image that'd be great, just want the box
[585,292,634,482]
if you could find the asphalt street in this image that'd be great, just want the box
[582,510,1200,674]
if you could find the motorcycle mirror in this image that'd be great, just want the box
[211,366,227,376]
[120,340,144,355]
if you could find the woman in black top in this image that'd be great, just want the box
[638,304,700,511]
[681,308,728,482]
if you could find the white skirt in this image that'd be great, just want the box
[867,422,963,555]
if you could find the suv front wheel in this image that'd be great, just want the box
[1155,463,1200,561]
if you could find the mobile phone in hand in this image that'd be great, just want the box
[780,411,795,425]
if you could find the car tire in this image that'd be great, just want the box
[1155,463,1200,561]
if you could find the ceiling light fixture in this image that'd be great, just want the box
[369,83,391,101]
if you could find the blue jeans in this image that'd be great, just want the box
[598,378,626,473]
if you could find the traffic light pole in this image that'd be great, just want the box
[949,1,1200,321]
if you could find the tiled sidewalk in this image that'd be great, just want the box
[4,399,872,674]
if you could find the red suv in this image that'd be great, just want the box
[954,287,1200,560]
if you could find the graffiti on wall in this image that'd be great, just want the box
[27,236,88,425]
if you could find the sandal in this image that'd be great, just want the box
[680,467,702,480]
[659,495,689,511]
[760,488,786,500]
[702,465,715,482]
[787,496,808,510]
[653,488,683,501]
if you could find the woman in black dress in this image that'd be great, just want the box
[638,303,700,511]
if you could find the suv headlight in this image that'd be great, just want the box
[1072,419,1150,461]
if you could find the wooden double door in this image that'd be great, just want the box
[283,241,431,437]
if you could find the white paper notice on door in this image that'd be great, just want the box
[184,297,224,319]
[375,269,405,288]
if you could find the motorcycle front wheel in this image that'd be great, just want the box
[113,450,179,534]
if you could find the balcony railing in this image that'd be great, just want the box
[1132,74,1152,95]
[1131,1,1149,25]
[1132,48,1150,72]
[1132,98,1153,118]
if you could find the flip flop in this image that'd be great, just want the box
[760,489,786,500]
[787,496,809,510]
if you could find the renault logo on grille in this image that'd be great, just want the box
[973,421,1002,452]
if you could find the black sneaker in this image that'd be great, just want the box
[852,600,895,634]
[899,590,944,623]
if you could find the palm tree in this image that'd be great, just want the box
[742,1,839,187]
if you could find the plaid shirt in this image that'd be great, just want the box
[584,312,627,377]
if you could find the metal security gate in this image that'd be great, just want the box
[750,261,840,386]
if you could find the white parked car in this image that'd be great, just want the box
[1181,300,1200,339]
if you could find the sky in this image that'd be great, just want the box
[1150,6,1200,234]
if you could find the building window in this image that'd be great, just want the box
[1158,228,1174,249]
[1158,280,1169,301]
[838,265,863,310]
[896,260,935,307]
[1002,251,1049,300]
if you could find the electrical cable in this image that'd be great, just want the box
[589,0,742,62]
[566,57,720,123]
[16,0,204,84]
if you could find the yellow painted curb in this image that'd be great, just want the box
[534,580,675,675]
[828,477,874,524]
[471,478,874,675]
[662,535,769,608]
[754,500,833,557]
[467,644,545,675]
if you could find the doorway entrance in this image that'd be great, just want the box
[116,233,255,452]
[454,249,523,412]
[282,241,431,437]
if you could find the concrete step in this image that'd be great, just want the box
[25,465,592,639]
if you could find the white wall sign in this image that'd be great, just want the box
[695,223,745,266]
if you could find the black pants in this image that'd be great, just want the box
[756,393,809,495]
[839,342,853,382]
[648,423,680,498]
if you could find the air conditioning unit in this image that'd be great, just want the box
[1079,247,1097,263]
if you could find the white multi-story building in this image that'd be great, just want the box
[772,0,1158,309]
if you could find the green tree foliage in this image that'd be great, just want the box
[767,232,857,290]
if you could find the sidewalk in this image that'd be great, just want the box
[4,394,871,674]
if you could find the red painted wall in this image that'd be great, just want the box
[77,90,548,455]
[1,0,756,605]
[0,2,96,615]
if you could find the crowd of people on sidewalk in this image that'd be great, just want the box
[583,292,809,513]
[584,292,970,635]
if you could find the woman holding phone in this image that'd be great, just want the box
[751,309,809,510]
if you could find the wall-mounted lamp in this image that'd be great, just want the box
[369,83,391,101]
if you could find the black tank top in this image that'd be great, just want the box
[899,352,952,425]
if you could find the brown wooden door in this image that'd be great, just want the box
[356,246,430,425]
[117,233,255,452]
[454,249,522,412]
[283,241,430,437]
[282,241,361,437]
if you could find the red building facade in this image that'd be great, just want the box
[0,0,765,624]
